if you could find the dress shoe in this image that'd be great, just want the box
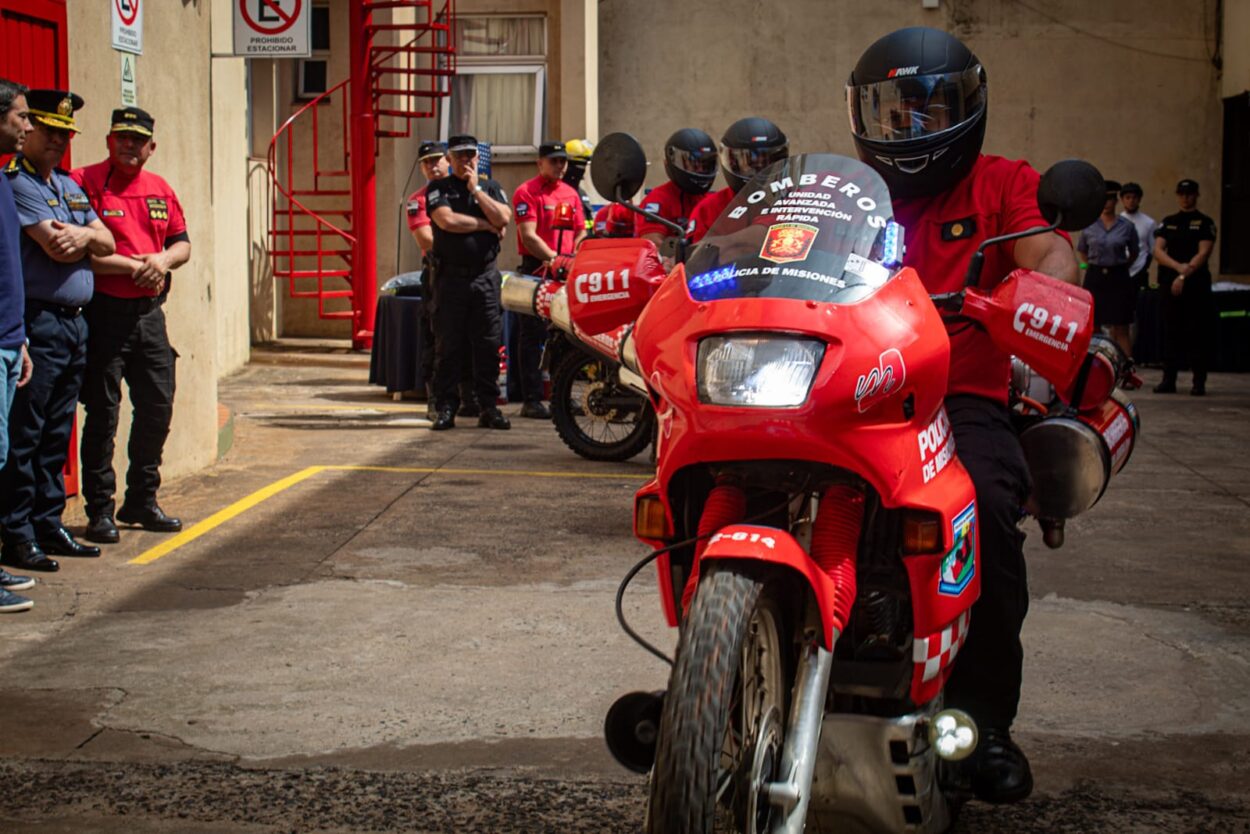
[431,407,456,431]
[1153,380,1177,394]
[970,728,1033,804]
[0,589,33,613]
[85,514,120,544]
[116,505,183,533]
[458,401,482,418]
[38,526,102,557]
[1,541,59,573]
[477,408,512,430]
[0,568,35,592]
[519,400,552,419]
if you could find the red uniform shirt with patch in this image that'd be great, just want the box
[593,203,636,237]
[512,175,583,256]
[635,180,705,239]
[892,154,1067,404]
[687,187,735,243]
[72,161,188,299]
[405,186,430,232]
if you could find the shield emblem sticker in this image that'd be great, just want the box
[759,222,818,264]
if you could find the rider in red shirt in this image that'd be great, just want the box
[688,117,789,243]
[847,27,1078,805]
[593,203,636,238]
[635,128,718,249]
[512,141,587,417]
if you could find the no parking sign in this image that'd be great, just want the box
[233,0,311,57]
[111,0,143,54]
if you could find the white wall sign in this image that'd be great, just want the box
[233,0,310,57]
[120,53,138,107]
[111,0,143,55]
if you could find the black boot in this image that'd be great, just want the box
[85,514,120,544]
[970,728,1033,804]
[477,408,511,430]
[431,406,456,431]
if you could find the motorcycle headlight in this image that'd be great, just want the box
[697,336,824,407]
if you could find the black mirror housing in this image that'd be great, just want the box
[1037,160,1105,232]
[590,132,648,204]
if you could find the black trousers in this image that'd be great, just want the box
[431,264,502,411]
[79,295,176,518]
[942,395,1034,730]
[516,256,548,403]
[0,306,88,544]
[420,263,476,404]
[1159,276,1215,386]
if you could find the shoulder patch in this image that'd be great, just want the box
[941,217,977,241]
[427,189,440,203]
[644,202,661,214]
[516,203,529,217]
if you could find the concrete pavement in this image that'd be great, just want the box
[1,360,1247,832]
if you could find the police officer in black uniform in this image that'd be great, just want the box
[1,89,115,571]
[1153,179,1217,395]
[425,135,512,431]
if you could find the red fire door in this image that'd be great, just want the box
[0,0,78,497]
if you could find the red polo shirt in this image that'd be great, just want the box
[513,175,583,256]
[687,187,735,243]
[593,203,636,237]
[892,154,1067,403]
[72,160,188,299]
[405,186,430,232]
[636,180,706,239]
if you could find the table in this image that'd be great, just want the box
[368,293,429,394]
[1133,287,1250,372]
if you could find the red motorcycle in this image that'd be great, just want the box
[513,133,1131,832]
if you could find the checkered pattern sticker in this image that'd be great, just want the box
[913,610,972,683]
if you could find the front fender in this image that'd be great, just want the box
[701,524,845,649]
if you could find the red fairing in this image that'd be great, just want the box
[564,238,666,336]
[962,269,1094,393]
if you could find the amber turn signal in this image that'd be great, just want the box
[902,510,943,554]
[635,495,669,539]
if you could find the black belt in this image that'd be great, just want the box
[28,299,83,318]
[89,292,166,315]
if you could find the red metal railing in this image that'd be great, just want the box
[267,0,455,346]
[267,78,356,321]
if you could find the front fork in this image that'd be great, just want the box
[766,632,834,833]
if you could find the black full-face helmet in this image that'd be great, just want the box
[846,27,987,199]
[720,117,789,193]
[663,128,718,196]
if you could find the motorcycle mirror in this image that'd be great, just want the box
[590,132,648,204]
[1037,160,1105,232]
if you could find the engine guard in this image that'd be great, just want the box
[700,524,845,650]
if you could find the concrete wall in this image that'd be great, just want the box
[600,0,1231,275]
[1223,0,1250,99]
[64,0,251,482]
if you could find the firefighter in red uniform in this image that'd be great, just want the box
[592,203,636,238]
[512,140,586,418]
[687,117,789,244]
[73,107,191,544]
[635,128,718,250]
[847,27,1080,804]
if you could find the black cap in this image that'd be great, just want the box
[27,88,83,133]
[1176,179,1199,195]
[447,134,478,153]
[110,106,154,137]
[1119,182,1143,197]
[417,139,446,161]
[538,140,568,159]
[1103,180,1122,196]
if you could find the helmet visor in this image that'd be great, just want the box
[666,144,718,177]
[848,65,985,143]
[720,143,790,179]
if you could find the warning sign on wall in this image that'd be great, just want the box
[233,0,310,57]
[112,0,143,55]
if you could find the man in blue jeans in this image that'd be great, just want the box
[0,78,37,613]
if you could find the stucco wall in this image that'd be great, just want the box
[600,0,1228,273]
[65,0,250,482]
[1222,0,1250,99]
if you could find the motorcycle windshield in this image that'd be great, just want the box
[685,153,902,304]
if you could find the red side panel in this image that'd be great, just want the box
[565,238,666,336]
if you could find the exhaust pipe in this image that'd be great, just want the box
[604,690,664,773]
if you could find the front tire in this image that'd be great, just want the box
[550,350,654,462]
[648,565,788,834]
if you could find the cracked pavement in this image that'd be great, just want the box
[1,361,1248,832]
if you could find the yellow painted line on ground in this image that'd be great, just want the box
[129,463,648,565]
